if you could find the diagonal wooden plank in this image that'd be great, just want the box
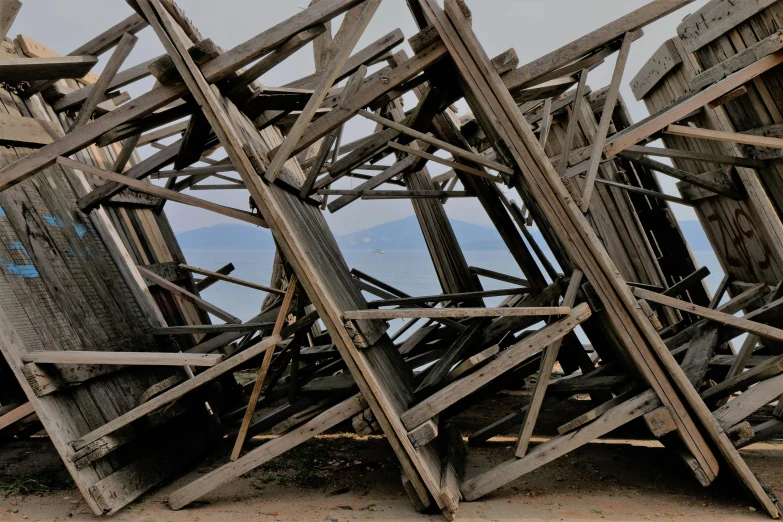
[514,270,583,457]
[264,0,381,182]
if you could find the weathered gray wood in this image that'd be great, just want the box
[515,270,584,457]
[0,0,21,42]
[22,350,223,367]
[691,31,783,92]
[344,306,569,320]
[624,144,765,169]
[505,0,697,91]
[462,390,661,500]
[0,113,58,146]
[400,303,592,431]
[169,394,365,509]
[70,333,283,451]
[630,39,681,100]
[677,0,778,53]
[0,55,98,82]
[714,373,783,429]
[137,265,241,324]
[70,33,138,131]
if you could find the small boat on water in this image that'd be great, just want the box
[373,250,385,255]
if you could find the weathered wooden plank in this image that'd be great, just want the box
[60,157,266,228]
[630,39,682,100]
[505,0,697,91]
[22,351,223,367]
[168,394,365,509]
[0,55,98,82]
[677,0,779,53]
[605,51,783,157]
[0,0,21,42]
[462,390,661,500]
[0,113,58,146]
[181,264,284,295]
[137,265,241,324]
[400,303,592,431]
[344,307,569,320]
[70,33,138,132]
[0,402,34,432]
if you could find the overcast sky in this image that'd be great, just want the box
[12,0,710,235]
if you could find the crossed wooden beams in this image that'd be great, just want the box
[2,0,782,518]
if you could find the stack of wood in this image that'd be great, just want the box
[1,0,783,518]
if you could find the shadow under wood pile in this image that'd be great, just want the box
[1,0,783,519]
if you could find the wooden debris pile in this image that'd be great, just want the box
[1,0,783,519]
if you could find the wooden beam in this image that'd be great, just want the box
[70,333,284,451]
[663,266,711,298]
[624,144,765,169]
[619,152,744,200]
[69,12,148,57]
[0,113,58,147]
[369,287,530,307]
[462,391,660,500]
[595,178,694,206]
[604,51,783,157]
[77,140,181,210]
[70,33,138,132]
[665,124,783,150]
[469,266,530,287]
[400,303,592,431]
[230,274,298,460]
[52,57,159,112]
[0,0,21,42]
[504,0,696,91]
[59,157,266,228]
[319,189,471,199]
[151,323,272,335]
[538,98,553,148]
[344,307,569,320]
[634,288,783,344]
[137,265,242,324]
[387,141,502,182]
[515,270,583,457]
[0,402,34,432]
[169,394,365,510]
[0,55,98,82]
[181,264,285,295]
[264,0,381,181]
[21,351,223,367]
[580,31,633,212]
[558,69,589,178]
[358,109,514,174]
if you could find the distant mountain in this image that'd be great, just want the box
[175,216,712,252]
[176,223,275,250]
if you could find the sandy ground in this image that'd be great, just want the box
[0,394,781,522]
[0,433,781,522]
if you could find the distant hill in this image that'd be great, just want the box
[176,223,276,250]
[176,216,712,252]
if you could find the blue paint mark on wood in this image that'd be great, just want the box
[1,242,39,278]
[72,222,87,239]
[42,215,65,228]
[0,205,5,217]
